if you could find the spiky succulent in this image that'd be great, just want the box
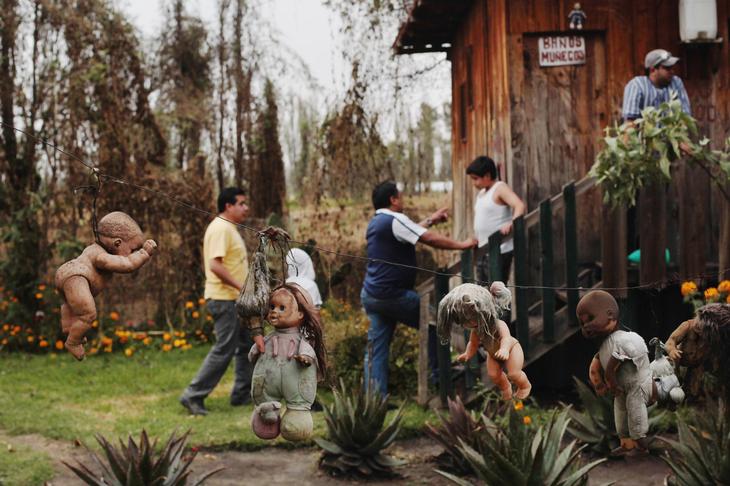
[662,400,730,485]
[63,429,222,486]
[425,396,486,475]
[565,377,668,455]
[437,407,606,486]
[314,379,405,479]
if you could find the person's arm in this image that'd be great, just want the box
[95,240,157,273]
[209,257,243,290]
[495,184,526,236]
[419,231,477,250]
[419,207,449,227]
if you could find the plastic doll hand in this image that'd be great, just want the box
[494,348,509,361]
[143,240,158,255]
[668,348,682,362]
[457,352,469,363]
[254,334,265,353]
[294,355,314,367]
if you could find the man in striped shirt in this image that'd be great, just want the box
[622,48,691,122]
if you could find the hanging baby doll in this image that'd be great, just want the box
[248,283,327,442]
[437,282,531,400]
[55,211,157,360]
[577,290,655,456]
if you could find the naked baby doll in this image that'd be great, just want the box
[577,290,656,456]
[55,211,157,360]
[437,282,531,400]
[248,283,327,442]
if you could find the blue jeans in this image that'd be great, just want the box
[361,288,438,396]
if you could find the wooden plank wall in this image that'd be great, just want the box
[449,0,730,280]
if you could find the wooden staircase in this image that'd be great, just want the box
[415,176,598,407]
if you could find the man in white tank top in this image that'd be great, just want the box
[466,156,525,284]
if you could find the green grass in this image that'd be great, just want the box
[0,346,437,452]
[0,441,54,486]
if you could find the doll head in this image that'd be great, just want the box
[437,282,512,344]
[574,2,581,9]
[97,212,145,256]
[270,283,328,377]
[576,290,619,339]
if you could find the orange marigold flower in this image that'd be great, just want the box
[13,325,21,333]
[109,311,120,321]
[185,301,194,309]
[2,324,8,332]
[206,315,212,322]
[39,340,49,348]
[101,337,113,347]
[55,340,64,350]
[104,346,112,353]
[523,416,532,425]
[35,293,43,299]
[704,287,719,300]
[163,333,171,341]
[143,337,152,345]
[162,343,172,352]
[124,348,134,357]
[134,332,147,341]
[514,401,524,411]
[92,320,99,328]
[718,280,730,293]
[38,284,46,291]
[192,311,200,319]
[681,281,698,297]
[727,294,730,304]
[198,298,206,306]
[27,335,35,343]
[1,338,7,345]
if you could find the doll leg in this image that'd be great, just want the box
[486,354,512,400]
[504,342,532,400]
[625,384,649,443]
[62,276,96,360]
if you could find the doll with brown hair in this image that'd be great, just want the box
[55,211,157,361]
[437,282,531,400]
[577,290,656,457]
[248,283,327,442]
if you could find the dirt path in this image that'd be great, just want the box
[2,430,672,485]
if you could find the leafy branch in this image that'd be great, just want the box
[591,93,730,207]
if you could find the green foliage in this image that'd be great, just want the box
[662,400,730,486]
[0,441,54,485]
[437,407,606,486]
[63,429,223,486]
[591,94,730,208]
[565,377,669,456]
[315,378,406,479]
[424,396,485,475]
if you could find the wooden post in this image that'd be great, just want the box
[488,231,503,282]
[601,203,628,299]
[435,272,452,407]
[514,216,529,356]
[563,183,579,327]
[719,186,730,281]
[639,181,667,285]
[460,250,477,390]
[417,289,430,407]
[540,199,555,342]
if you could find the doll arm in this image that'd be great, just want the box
[457,329,479,362]
[665,320,692,362]
[589,355,608,395]
[493,320,517,361]
[604,356,624,394]
[94,243,155,273]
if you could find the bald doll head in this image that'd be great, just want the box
[576,290,619,339]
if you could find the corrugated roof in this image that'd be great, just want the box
[393,0,473,54]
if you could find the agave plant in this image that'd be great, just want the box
[662,400,730,485]
[63,429,223,486]
[437,407,606,486]
[565,377,668,455]
[314,379,405,479]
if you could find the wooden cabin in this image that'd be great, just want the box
[395,0,730,288]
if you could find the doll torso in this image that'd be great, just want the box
[251,328,317,411]
[598,330,652,388]
[55,244,112,296]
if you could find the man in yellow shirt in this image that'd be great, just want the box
[180,187,262,415]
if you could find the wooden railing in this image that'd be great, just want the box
[416,176,597,406]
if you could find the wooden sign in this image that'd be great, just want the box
[538,36,586,67]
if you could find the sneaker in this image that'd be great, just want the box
[180,396,208,416]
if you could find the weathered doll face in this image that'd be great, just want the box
[576,291,619,339]
[268,289,304,329]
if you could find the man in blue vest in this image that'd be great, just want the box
[362,181,477,396]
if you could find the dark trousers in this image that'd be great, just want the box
[182,300,254,404]
[477,250,513,284]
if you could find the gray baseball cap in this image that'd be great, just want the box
[644,49,679,69]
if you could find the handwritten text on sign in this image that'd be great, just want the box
[538,36,586,67]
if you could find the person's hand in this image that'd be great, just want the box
[668,347,682,362]
[679,142,693,156]
[430,207,449,225]
[254,334,265,353]
[461,237,478,249]
[143,240,158,255]
[499,221,513,236]
[457,352,469,362]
